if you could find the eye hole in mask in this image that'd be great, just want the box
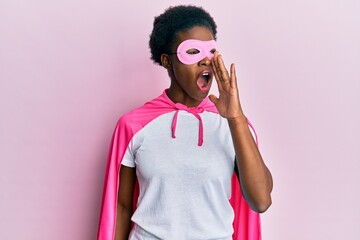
[185,48,217,55]
[186,49,200,55]
[175,39,218,65]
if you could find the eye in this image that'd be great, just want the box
[186,49,200,55]
[210,48,216,54]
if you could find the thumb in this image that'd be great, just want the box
[208,94,219,105]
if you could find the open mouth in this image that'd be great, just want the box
[197,70,212,91]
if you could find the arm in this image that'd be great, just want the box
[231,118,273,213]
[209,52,273,213]
[115,166,137,240]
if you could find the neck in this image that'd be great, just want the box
[166,84,203,108]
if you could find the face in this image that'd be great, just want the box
[163,26,217,107]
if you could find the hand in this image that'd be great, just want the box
[209,52,245,121]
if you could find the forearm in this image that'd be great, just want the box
[228,116,273,213]
[115,204,133,240]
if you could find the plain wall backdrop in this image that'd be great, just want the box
[1,0,359,239]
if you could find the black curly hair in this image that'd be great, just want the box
[149,5,217,66]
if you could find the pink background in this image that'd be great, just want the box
[1,0,359,239]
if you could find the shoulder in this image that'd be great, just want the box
[115,92,172,134]
[115,105,149,135]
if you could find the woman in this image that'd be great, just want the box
[98,5,273,240]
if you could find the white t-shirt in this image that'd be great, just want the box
[122,110,236,240]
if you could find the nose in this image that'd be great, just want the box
[198,56,212,66]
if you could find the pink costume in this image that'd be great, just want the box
[97,90,261,239]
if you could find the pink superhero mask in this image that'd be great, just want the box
[174,39,218,65]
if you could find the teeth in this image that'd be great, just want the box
[202,72,209,76]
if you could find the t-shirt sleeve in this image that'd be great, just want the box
[246,118,259,146]
[121,140,135,168]
[249,125,256,141]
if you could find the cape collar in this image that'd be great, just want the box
[160,89,218,146]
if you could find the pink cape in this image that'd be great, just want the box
[97,91,261,239]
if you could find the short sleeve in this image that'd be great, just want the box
[247,118,259,146]
[249,125,256,141]
[121,141,135,168]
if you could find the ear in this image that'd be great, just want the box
[161,54,172,69]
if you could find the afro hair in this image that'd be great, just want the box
[149,5,217,65]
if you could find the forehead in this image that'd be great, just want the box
[173,26,214,49]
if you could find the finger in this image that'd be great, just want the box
[217,55,230,84]
[230,63,238,89]
[211,53,223,92]
[208,94,219,105]
[212,66,224,92]
[211,52,219,76]
[211,52,220,77]
[213,52,223,78]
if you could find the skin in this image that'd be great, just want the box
[210,51,273,213]
[115,25,273,239]
[115,165,136,240]
[162,26,215,107]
